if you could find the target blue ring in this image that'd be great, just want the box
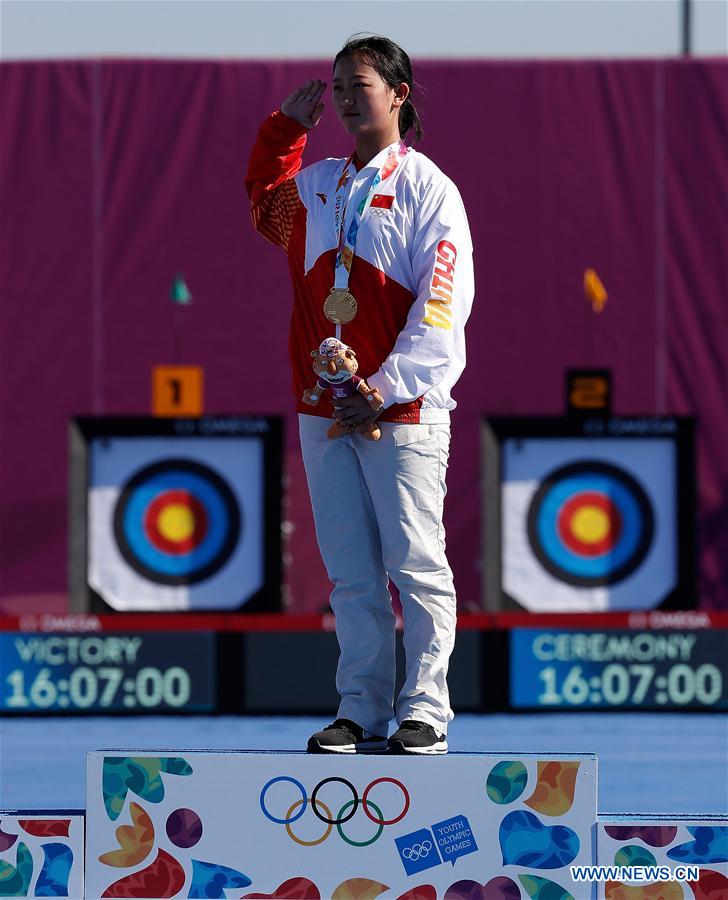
[537,475,642,578]
[527,461,654,587]
[113,459,241,586]
[122,471,229,576]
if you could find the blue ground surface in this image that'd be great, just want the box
[0,713,726,813]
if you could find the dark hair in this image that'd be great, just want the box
[333,35,423,142]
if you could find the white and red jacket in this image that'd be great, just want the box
[246,111,474,424]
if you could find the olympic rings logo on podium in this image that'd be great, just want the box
[402,840,433,861]
[259,775,411,847]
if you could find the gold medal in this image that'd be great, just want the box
[323,288,358,325]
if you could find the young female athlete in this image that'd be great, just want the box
[246,35,474,754]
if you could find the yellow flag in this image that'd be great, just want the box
[584,268,607,312]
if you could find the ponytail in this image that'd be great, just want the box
[399,97,423,143]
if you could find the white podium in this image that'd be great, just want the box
[0,811,84,899]
[84,750,597,900]
[597,814,728,900]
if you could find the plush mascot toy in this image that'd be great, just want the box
[303,337,384,440]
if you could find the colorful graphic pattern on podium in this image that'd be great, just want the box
[597,816,728,900]
[0,813,84,898]
[84,752,598,899]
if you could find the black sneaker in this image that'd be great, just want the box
[388,720,448,755]
[307,718,388,754]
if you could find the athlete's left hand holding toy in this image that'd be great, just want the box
[303,337,384,440]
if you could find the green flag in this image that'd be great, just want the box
[170,274,192,305]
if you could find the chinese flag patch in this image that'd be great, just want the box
[370,194,394,209]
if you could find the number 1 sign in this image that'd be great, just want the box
[152,365,204,417]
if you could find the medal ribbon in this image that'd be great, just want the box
[333,140,408,291]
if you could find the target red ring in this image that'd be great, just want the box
[556,490,622,557]
[143,489,209,555]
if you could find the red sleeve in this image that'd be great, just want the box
[245,110,309,251]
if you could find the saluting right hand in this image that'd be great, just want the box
[281,79,326,129]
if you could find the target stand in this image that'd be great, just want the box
[83,750,598,900]
[69,417,282,613]
[482,416,696,613]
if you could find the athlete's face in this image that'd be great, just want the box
[332,55,408,139]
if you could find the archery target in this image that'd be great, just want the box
[88,437,264,610]
[502,438,677,612]
[113,459,241,585]
[527,461,654,587]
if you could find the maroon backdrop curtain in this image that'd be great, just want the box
[1,59,726,612]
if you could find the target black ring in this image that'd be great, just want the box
[113,459,241,586]
[527,461,654,587]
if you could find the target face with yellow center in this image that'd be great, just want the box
[527,461,654,587]
[113,460,241,585]
[81,421,278,612]
[493,426,689,613]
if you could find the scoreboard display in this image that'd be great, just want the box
[0,631,215,713]
[510,628,727,710]
[1,613,724,714]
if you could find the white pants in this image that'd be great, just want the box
[299,414,457,737]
